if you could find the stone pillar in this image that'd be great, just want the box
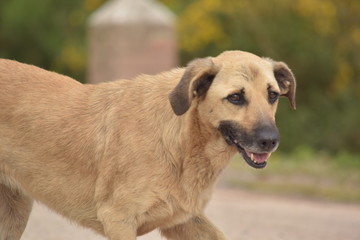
[88,0,177,83]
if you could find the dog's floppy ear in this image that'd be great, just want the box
[169,58,220,115]
[266,58,297,109]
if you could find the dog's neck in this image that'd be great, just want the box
[157,104,236,211]
[183,107,235,181]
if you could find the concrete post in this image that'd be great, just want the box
[88,0,177,83]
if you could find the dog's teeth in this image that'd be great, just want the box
[233,140,238,144]
[250,153,254,161]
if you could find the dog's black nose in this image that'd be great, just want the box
[256,126,279,152]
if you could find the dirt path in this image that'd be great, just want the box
[22,188,360,240]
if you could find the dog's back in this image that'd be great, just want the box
[0,59,106,235]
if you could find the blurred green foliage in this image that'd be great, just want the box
[0,0,106,81]
[0,0,359,153]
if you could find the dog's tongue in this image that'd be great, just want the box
[246,151,270,163]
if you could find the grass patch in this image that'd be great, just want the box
[220,146,360,204]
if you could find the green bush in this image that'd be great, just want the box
[0,0,106,82]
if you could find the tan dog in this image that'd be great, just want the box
[0,50,296,240]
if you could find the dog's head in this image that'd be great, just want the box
[169,51,296,169]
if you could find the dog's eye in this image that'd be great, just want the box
[268,91,279,104]
[227,93,247,105]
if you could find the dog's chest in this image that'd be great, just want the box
[137,190,211,235]
[137,205,190,235]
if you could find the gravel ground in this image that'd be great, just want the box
[22,188,360,240]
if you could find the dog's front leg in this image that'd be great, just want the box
[161,214,227,240]
[97,206,137,240]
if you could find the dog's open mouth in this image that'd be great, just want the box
[237,145,269,169]
[219,121,277,169]
[228,138,270,169]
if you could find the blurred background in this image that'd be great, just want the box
[0,0,359,203]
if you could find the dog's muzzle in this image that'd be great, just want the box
[218,121,279,169]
